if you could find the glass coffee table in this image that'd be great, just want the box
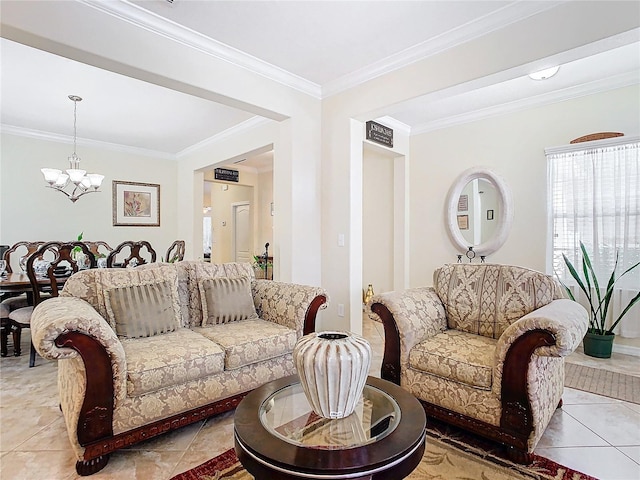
[234,375,426,479]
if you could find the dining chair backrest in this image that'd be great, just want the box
[3,241,46,274]
[26,241,96,305]
[84,241,112,259]
[165,240,185,263]
[106,240,156,268]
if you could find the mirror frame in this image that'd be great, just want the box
[446,167,513,256]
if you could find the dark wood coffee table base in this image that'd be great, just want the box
[234,375,426,480]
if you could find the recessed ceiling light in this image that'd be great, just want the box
[528,66,560,80]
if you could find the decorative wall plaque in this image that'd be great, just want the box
[366,121,393,148]
[214,168,239,182]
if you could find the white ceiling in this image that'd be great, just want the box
[1,0,638,164]
[130,0,517,86]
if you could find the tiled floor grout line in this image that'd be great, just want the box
[617,447,640,466]
[167,420,207,478]
[562,407,616,447]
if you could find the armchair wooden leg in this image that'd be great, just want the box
[557,398,563,409]
[76,455,110,476]
[505,445,533,465]
[29,341,37,367]
[12,324,22,357]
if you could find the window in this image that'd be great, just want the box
[546,137,640,336]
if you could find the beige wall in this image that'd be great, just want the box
[178,118,322,286]
[0,133,179,257]
[409,84,640,286]
[209,182,254,264]
[363,147,394,296]
[256,169,274,255]
[204,165,273,264]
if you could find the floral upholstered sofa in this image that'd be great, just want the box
[31,261,327,476]
[371,263,588,464]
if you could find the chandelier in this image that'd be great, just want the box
[41,95,104,202]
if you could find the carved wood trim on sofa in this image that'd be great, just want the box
[55,332,114,445]
[81,392,247,459]
[371,302,401,384]
[370,302,558,464]
[304,294,328,335]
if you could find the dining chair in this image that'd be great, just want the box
[84,240,112,258]
[2,241,46,274]
[1,241,46,313]
[165,240,185,263]
[9,241,96,367]
[106,240,156,268]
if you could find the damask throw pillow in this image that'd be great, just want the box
[105,280,181,338]
[199,276,258,325]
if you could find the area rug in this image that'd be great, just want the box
[565,362,640,404]
[171,418,597,480]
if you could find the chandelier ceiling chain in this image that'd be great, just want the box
[71,95,80,163]
[41,95,104,203]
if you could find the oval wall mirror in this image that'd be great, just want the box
[446,167,513,256]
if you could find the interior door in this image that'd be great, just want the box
[233,203,252,263]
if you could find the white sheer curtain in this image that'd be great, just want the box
[546,137,640,337]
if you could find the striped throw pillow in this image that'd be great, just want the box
[105,280,180,338]
[200,276,258,325]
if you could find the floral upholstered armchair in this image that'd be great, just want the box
[371,263,588,463]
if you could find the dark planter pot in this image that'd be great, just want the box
[583,330,615,358]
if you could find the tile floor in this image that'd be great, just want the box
[0,317,638,480]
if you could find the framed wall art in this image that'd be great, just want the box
[457,214,469,230]
[113,180,160,226]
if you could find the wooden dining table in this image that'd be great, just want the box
[0,273,36,293]
[0,272,69,294]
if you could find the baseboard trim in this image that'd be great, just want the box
[613,343,640,357]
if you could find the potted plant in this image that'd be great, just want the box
[561,242,640,358]
[252,255,272,279]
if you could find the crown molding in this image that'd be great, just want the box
[78,0,322,98]
[0,124,175,160]
[176,116,272,159]
[1,116,273,161]
[321,1,565,98]
[232,163,274,175]
[411,71,639,136]
[374,116,411,136]
[80,0,563,100]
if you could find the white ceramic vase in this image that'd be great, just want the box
[293,331,371,419]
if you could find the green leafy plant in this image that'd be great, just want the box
[72,232,84,255]
[561,241,640,335]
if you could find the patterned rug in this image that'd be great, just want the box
[565,362,640,404]
[171,417,596,480]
